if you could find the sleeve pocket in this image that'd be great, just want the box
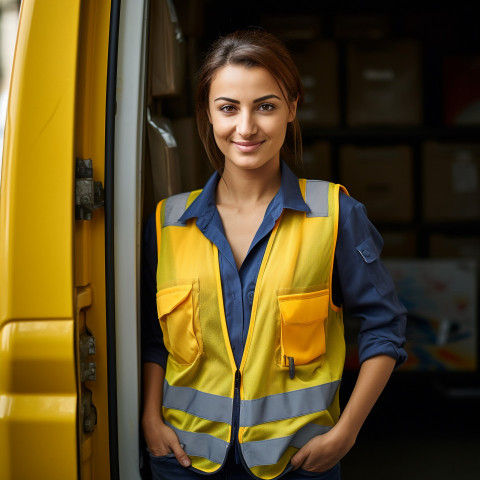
[278,290,329,366]
[156,284,199,365]
[356,237,381,264]
[356,237,395,296]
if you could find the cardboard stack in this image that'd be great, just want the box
[423,142,480,221]
[346,41,422,126]
[340,145,414,222]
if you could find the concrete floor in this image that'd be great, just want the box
[339,372,480,480]
[342,437,480,480]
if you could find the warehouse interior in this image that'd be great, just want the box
[142,1,480,478]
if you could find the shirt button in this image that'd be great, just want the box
[362,249,370,258]
[247,291,254,302]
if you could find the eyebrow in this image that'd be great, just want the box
[213,94,281,103]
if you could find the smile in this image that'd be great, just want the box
[232,140,265,153]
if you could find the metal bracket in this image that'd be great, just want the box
[81,388,98,433]
[80,333,96,382]
[75,158,104,220]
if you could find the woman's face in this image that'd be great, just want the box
[208,65,296,174]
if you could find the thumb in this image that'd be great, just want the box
[290,448,307,470]
[171,441,191,468]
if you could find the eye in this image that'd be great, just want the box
[219,105,236,113]
[258,103,275,112]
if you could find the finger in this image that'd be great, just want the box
[171,441,191,467]
[290,449,307,470]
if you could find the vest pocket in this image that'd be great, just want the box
[156,283,200,365]
[277,290,329,366]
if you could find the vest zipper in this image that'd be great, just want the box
[231,370,241,462]
[285,356,295,379]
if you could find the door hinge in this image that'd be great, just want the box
[75,158,104,220]
[81,388,98,433]
[80,332,96,382]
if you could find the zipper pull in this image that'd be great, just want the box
[235,370,241,389]
[288,356,295,379]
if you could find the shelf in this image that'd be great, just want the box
[301,126,480,143]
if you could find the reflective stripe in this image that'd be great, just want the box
[241,422,332,468]
[166,422,230,465]
[163,380,233,423]
[164,192,190,227]
[240,380,340,427]
[305,180,329,218]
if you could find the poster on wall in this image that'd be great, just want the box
[344,259,478,371]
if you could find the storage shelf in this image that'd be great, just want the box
[302,126,480,142]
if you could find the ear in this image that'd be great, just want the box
[207,108,212,124]
[288,97,298,123]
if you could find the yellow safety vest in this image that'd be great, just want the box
[155,179,346,479]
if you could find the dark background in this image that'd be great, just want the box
[148,1,480,478]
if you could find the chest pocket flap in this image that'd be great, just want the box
[278,290,329,366]
[156,283,199,365]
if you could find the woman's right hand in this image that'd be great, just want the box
[142,412,191,467]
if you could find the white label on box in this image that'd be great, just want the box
[451,153,478,193]
[362,68,395,81]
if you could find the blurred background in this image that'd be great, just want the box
[147,1,480,478]
[0,0,19,174]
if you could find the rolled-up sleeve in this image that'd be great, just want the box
[141,212,168,368]
[333,194,407,368]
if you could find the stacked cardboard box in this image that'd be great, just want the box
[443,56,480,125]
[423,142,480,221]
[346,41,422,126]
[146,109,182,203]
[149,0,186,97]
[293,41,340,127]
[340,145,414,222]
[300,142,332,181]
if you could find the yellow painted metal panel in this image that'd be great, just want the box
[0,0,82,478]
[74,0,112,478]
[0,320,77,479]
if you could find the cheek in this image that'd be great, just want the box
[211,116,233,140]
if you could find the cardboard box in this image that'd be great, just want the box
[443,56,480,125]
[261,15,322,42]
[430,235,480,271]
[146,109,182,203]
[340,145,414,222]
[381,230,417,258]
[298,142,332,181]
[172,116,212,191]
[334,15,391,40]
[149,0,186,97]
[423,142,480,221]
[293,41,340,127]
[346,41,422,126]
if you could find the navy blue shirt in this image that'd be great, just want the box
[141,162,407,370]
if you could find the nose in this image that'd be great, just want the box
[236,111,257,137]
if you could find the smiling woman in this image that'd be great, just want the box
[141,29,407,480]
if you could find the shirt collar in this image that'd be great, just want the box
[179,160,310,226]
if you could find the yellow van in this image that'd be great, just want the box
[0,0,166,478]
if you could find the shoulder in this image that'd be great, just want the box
[338,190,368,229]
[158,190,202,227]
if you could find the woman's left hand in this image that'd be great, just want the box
[289,426,355,473]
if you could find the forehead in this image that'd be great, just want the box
[209,65,284,99]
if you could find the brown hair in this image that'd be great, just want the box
[196,29,304,173]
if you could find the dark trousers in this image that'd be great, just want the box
[149,449,340,480]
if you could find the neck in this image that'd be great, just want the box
[217,159,282,208]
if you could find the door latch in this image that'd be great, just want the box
[75,158,104,220]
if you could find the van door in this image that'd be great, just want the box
[0,0,116,478]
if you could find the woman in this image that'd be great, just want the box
[141,30,407,480]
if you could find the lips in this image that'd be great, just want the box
[232,140,265,153]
